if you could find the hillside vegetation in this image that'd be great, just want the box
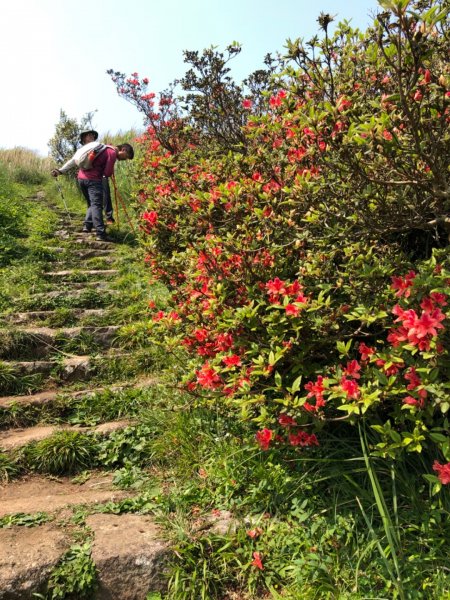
[0,0,449,598]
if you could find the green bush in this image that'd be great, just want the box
[108,1,450,595]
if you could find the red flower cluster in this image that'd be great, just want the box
[142,210,158,228]
[304,375,327,412]
[265,277,308,307]
[432,461,450,485]
[388,301,445,351]
[256,428,273,450]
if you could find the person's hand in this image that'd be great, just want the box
[51,169,61,178]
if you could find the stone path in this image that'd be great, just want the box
[0,195,168,599]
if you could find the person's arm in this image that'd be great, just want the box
[51,155,77,177]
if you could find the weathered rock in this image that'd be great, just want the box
[0,524,69,599]
[87,514,168,599]
[60,355,94,382]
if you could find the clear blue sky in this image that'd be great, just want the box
[1,0,380,156]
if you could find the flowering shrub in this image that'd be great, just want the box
[111,0,450,485]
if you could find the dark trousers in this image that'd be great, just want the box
[102,177,113,219]
[78,179,105,236]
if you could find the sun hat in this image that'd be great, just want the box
[79,130,99,142]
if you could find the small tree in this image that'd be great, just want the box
[48,109,97,165]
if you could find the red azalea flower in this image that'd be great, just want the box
[142,210,158,227]
[289,431,319,447]
[429,292,447,306]
[285,303,300,317]
[391,270,416,297]
[278,414,297,427]
[242,99,253,109]
[404,367,421,390]
[222,354,242,367]
[402,395,425,409]
[344,359,361,379]
[256,428,273,451]
[358,342,375,361]
[340,376,360,399]
[196,363,222,389]
[432,461,450,485]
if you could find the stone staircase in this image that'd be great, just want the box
[0,198,168,599]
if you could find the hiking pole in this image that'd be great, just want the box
[111,175,136,233]
[55,179,72,223]
[112,180,120,229]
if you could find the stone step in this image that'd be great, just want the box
[30,282,115,298]
[73,249,115,259]
[45,269,118,279]
[3,355,93,383]
[0,376,158,410]
[0,419,133,451]
[0,326,120,359]
[4,308,107,325]
[19,289,119,312]
[0,472,130,517]
[0,513,167,599]
[0,350,138,396]
[74,239,117,250]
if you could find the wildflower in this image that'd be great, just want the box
[242,99,253,109]
[269,94,282,108]
[251,551,264,570]
[305,376,326,400]
[432,461,450,485]
[247,527,263,539]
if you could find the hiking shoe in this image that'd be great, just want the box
[96,235,114,243]
[81,227,92,233]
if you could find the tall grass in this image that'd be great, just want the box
[0,147,51,185]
